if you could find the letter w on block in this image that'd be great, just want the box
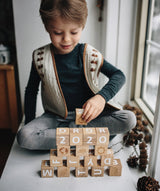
[41,160,54,178]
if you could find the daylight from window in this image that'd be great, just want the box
[142,0,160,112]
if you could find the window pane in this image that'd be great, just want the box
[151,0,160,43]
[142,45,160,112]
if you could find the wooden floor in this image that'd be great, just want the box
[0,130,15,178]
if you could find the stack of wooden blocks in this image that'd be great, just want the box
[41,127,122,178]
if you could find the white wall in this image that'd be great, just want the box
[102,0,138,105]
[13,0,137,114]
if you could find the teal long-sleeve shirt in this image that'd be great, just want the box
[24,43,125,124]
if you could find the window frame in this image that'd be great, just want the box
[131,0,155,126]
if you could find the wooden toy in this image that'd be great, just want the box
[41,127,122,178]
[50,149,63,167]
[96,127,109,145]
[109,159,122,176]
[101,149,114,167]
[41,160,54,178]
[94,145,107,156]
[76,145,89,156]
[67,154,79,167]
[70,128,83,146]
[91,165,104,177]
[57,145,70,157]
[84,155,97,167]
[75,108,87,125]
[75,164,88,177]
[56,128,70,146]
[57,162,70,177]
[83,128,96,145]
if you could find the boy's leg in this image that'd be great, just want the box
[86,109,136,135]
[17,112,58,150]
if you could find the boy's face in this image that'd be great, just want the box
[47,17,83,54]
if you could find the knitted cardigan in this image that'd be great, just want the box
[33,43,119,119]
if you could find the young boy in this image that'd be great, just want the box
[17,0,136,150]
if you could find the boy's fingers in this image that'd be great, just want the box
[82,103,90,117]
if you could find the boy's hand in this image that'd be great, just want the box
[82,94,105,123]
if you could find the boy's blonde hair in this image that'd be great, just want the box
[39,0,88,28]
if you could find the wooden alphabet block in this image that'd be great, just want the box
[101,149,113,166]
[50,149,63,167]
[41,160,54,178]
[101,156,113,167]
[57,145,70,157]
[76,145,89,156]
[95,145,107,156]
[75,108,87,125]
[57,165,70,177]
[96,128,109,146]
[84,155,97,167]
[91,165,104,177]
[75,165,88,177]
[56,128,69,146]
[67,153,79,167]
[70,128,82,146]
[109,159,122,176]
[83,128,96,145]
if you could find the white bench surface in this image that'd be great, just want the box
[0,134,144,191]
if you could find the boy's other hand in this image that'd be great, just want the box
[82,94,105,123]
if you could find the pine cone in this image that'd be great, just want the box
[137,176,160,191]
[127,155,139,168]
[139,142,147,149]
[144,134,152,143]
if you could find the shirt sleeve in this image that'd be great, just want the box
[97,59,126,102]
[24,62,41,124]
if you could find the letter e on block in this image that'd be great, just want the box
[41,160,54,178]
[109,159,122,176]
[96,128,109,146]
[56,128,69,146]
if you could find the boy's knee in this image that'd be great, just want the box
[124,110,137,132]
[17,127,33,149]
